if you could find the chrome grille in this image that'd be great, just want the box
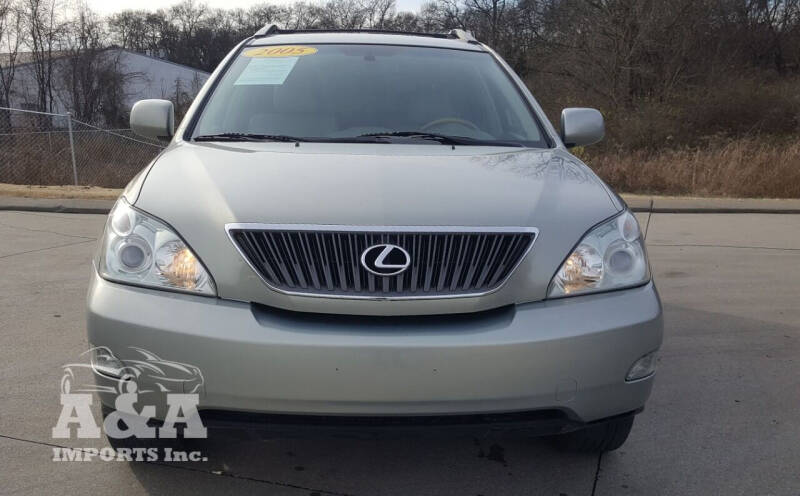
[227,225,537,299]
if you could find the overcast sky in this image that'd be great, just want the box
[85,0,425,15]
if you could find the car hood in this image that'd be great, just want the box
[135,142,621,315]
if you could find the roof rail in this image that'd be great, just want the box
[250,26,479,42]
[253,24,280,37]
[447,29,477,42]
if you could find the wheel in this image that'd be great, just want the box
[550,416,634,453]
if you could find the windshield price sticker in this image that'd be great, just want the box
[234,57,299,85]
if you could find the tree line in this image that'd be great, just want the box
[2,0,800,150]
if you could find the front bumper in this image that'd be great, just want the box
[87,270,663,423]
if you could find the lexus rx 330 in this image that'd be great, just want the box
[87,27,663,452]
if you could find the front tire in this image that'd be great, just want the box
[551,416,634,453]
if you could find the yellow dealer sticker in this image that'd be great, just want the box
[243,46,318,58]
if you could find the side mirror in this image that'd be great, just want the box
[130,99,174,141]
[560,108,604,148]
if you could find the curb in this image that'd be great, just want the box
[645,207,800,214]
[623,195,800,214]
[0,196,115,214]
[1,194,800,215]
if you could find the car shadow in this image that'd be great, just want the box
[125,430,598,495]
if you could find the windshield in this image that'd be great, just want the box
[190,44,550,147]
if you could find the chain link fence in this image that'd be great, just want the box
[0,107,165,188]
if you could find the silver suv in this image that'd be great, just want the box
[88,27,662,452]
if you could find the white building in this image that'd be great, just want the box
[1,48,209,123]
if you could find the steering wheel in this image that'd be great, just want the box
[420,117,481,132]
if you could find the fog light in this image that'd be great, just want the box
[90,346,125,378]
[626,351,658,381]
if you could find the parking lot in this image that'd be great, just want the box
[1,210,799,495]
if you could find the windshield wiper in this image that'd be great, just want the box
[356,131,524,147]
[194,133,308,142]
[193,131,524,147]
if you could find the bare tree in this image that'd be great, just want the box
[170,0,207,38]
[284,2,324,29]
[108,10,150,52]
[363,0,396,28]
[236,3,287,33]
[0,0,23,117]
[22,0,63,113]
[58,2,106,122]
[318,0,367,28]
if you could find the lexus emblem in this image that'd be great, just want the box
[360,244,411,276]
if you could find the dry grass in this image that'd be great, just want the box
[3,137,800,200]
[0,130,162,188]
[586,138,800,198]
[0,183,121,200]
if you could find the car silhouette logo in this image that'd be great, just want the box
[360,244,411,276]
[61,346,204,395]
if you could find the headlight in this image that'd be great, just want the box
[548,210,649,298]
[97,198,216,295]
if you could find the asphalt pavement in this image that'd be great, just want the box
[1,210,799,495]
